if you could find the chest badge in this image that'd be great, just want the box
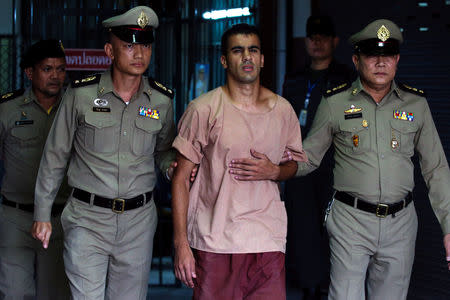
[352,134,359,147]
[393,110,414,122]
[94,98,108,107]
[139,106,160,120]
[344,104,362,114]
[362,119,368,128]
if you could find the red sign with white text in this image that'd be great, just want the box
[65,48,111,71]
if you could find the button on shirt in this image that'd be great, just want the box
[34,71,176,222]
[297,78,450,234]
[0,89,68,204]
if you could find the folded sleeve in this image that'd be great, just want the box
[172,101,209,164]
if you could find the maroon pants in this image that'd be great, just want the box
[192,250,286,300]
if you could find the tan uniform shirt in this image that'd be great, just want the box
[173,87,307,253]
[0,89,68,205]
[297,78,450,234]
[34,71,176,222]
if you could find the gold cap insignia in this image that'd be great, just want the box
[59,40,65,52]
[377,25,390,42]
[137,11,149,29]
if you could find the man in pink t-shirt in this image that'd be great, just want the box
[172,23,307,300]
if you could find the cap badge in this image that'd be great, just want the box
[137,11,149,29]
[377,25,390,42]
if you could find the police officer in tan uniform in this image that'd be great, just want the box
[31,6,176,299]
[0,40,70,299]
[294,19,450,300]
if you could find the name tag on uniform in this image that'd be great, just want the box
[15,120,34,125]
[345,113,362,120]
[139,106,160,119]
[93,107,111,112]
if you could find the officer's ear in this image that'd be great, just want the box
[24,67,33,81]
[352,54,359,70]
[104,43,114,60]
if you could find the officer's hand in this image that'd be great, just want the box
[168,161,198,182]
[31,221,52,249]
[280,150,293,164]
[444,233,450,270]
[229,149,279,181]
[174,242,196,288]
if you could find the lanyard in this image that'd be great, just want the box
[304,80,317,109]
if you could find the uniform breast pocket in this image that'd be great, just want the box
[10,125,41,147]
[336,121,370,154]
[132,117,162,155]
[83,112,120,153]
[390,120,417,156]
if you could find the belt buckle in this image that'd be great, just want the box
[112,198,125,213]
[375,203,389,218]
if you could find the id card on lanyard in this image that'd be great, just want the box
[299,80,317,127]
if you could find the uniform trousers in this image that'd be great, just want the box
[0,204,69,300]
[193,250,286,300]
[326,198,417,300]
[60,195,157,300]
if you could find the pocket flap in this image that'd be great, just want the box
[135,117,162,133]
[85,112,116,129]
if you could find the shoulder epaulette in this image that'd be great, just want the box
[71,74,101,88]
[398,83,426,97]
[148,77,174,99]
[324,82,351,98]
[0,89,25,103]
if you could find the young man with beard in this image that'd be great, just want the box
[172,23,307,300]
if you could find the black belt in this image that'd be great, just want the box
[1,196,65,216]
[72,188,152,213]
[334,191,412,218]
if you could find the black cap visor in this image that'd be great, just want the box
[354,38,399,56]
[110,26,154,44]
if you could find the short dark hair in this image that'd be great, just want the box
[20,39,65,70]
[220,23,262,55]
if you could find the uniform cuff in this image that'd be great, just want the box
[34,206,52,222]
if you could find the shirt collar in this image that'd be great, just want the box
[97,69,152,103]
[350,77,403,102]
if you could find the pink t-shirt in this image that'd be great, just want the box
[173,87,307,253]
